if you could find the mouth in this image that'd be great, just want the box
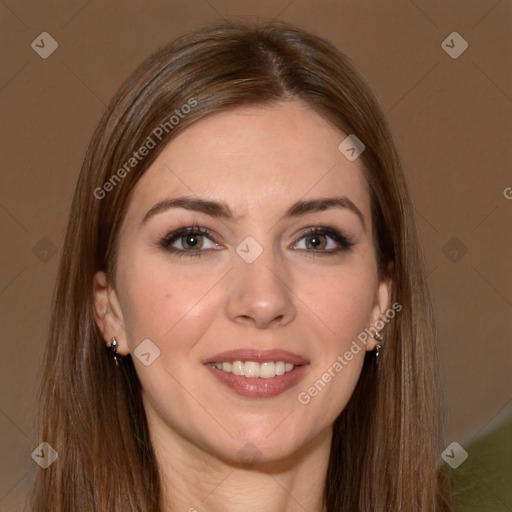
[207,360,296,378]
[202,348,309,398]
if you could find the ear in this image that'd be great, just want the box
[365,261,394,352]
[92,270,129,355]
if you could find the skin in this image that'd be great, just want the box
[94,100,392,512]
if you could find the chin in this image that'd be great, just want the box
[199,425,312,468]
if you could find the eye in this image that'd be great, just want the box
[292,227,355,255]
[159,226,220,257]
[158,225,355,259]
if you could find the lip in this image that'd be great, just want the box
[205,364,309,398]
[202,348,310,366]
[202,348,310,398]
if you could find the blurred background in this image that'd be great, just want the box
[0,1,510,510]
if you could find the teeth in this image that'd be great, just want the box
[259,362,275,379]
[210,360,295,378]
[231,361,244,375]
[244,361,260,378]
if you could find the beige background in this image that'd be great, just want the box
[0,0,511,509]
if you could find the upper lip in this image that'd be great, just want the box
[202,348,310,366]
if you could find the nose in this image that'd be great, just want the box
[224,241,297,329]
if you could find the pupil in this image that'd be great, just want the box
[186,235,199,248]
[310,236,321,248]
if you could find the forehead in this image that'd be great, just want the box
[124,100,370,225]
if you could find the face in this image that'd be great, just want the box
[94,100,391,466]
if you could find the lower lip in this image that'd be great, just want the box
[204,364,309,398]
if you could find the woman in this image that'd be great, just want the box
[29,20,453,511]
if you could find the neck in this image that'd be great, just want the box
[148,416,332,512]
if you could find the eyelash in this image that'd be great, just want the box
[158,225,355,258]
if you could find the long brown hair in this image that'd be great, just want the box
[29,20,453,511]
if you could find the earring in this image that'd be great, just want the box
[374,331,383,363]
[107,337,121,367]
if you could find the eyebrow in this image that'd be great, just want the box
[141,195,366,230]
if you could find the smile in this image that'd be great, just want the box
[208,361,295,378]
[203,348,309,398]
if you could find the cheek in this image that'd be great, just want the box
[118,254,221,349]
[294,269,376,426]
[302,264,378,346]
[119,246,378,356]
[294,263,377,408]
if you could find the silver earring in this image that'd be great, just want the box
[374,331,383,363]
[107,337,121,366]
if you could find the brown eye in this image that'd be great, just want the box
[304,233,328,250]
[159,226,219,258]
[293,227,355,254]
[180,233,204,250]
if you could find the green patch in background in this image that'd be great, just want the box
[451,418,512,512]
